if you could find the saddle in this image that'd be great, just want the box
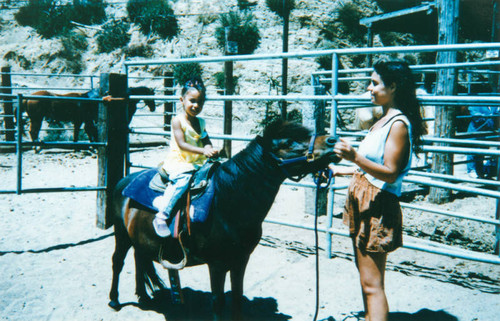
[123,160,221,238]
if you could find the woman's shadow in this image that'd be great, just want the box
[321,309,459,321]
[119,287,292,321]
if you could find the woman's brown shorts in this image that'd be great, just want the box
[343,171,403,253]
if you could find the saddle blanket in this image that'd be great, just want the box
[122,168,214,224]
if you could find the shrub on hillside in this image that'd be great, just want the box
[57,31,88,73]
[265,0,295,18]
[320,1,368,46]
[214,71,239,91]
[15,0,73,38]
[124,44,154,58]
[126,0,179,39]
[238,0,258,10]
[215,11,261,55]
[15,0,105,38]
[14,0,51,27]
[96,19,131,53]
[173,61,203,87]
[71,0,107,25]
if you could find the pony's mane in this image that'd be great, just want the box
[128,86,154,95]
[262,120,311,142]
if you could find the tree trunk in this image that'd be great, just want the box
[429,0,459,204]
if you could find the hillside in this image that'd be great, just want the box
[0,0,384,130]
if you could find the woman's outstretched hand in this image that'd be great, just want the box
[333,138,357,162]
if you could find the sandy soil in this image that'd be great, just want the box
[0,147,498,321]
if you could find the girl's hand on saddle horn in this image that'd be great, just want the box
[203,145,219,158]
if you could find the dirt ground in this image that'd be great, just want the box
[0,148,499,321]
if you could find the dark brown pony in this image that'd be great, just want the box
[108,120,339,320]
[24,86,156,142]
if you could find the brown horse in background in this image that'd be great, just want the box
[24,89,100,142]
[23,86,156,143]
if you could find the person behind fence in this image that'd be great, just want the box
[328,59,425,321]
[466,104,499,178]
[152,77,219,237]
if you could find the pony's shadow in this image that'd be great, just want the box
[322,309,459,321]
[120,287,292,321]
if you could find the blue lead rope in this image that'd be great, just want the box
[313,168,333,321]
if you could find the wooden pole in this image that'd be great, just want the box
[223,60,233,158]
[96,73,128,229]
[223,27,236,158]
[281,6,289,120]
[163,71,174,131]
[1,66,15,141]
[429,0,459,204]
[303,83,327,216]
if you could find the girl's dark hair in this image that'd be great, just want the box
[373,59,425,152]
[181,76,206,101]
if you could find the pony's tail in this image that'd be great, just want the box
[142,260,166,294]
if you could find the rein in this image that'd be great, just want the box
[269,134,317,182]
[312,168,333,321]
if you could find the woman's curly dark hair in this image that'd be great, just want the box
[373,59,425,153]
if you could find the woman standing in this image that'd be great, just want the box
[330,59,425,321]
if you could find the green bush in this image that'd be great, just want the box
[15,0,105,38]
[71,0,107,25]
[57,31,88,73]
[266,0,295,18]
[215,11,261,55]
[3,51,31,70]
[96,19,131,53]
[126,0,179,39]
[14,0,51,27]
[173,61,203,86]
[15,1,73,38]
[214,71,239,90]
[124,44,154,58]
[238,0,258,10]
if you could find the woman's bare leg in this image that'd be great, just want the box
[354,247,388,321]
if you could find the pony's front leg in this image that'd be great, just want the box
[209,264,227,321]
[73,120,82,142]
[230,256,249,321]
[29,116,42,142]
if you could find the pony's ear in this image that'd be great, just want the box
[263,119,286,140]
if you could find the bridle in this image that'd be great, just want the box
[268,134,318,182]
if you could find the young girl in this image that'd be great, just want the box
[329,60,425,321]
[153,77,219,237]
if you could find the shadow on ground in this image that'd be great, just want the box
[118,287,292,321]
[321,308,459,321]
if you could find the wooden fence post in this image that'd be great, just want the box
[302,83,327,215]
[1,66,15,141]
[96,73,128,229]
[164,71,175,131]
[223,59,234,158]
[429,0,459,204]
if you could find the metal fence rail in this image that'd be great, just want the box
[0,93,106,195]
[123,42,500,264]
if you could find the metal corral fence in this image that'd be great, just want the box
[123,42,500,264]
[0,67,172,142]
[0,73,139,229]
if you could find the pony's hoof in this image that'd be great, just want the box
[108,300,121,311]
[138,296,154,309]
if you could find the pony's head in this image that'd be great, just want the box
[142,87,156,112]
[262,119,339,180]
